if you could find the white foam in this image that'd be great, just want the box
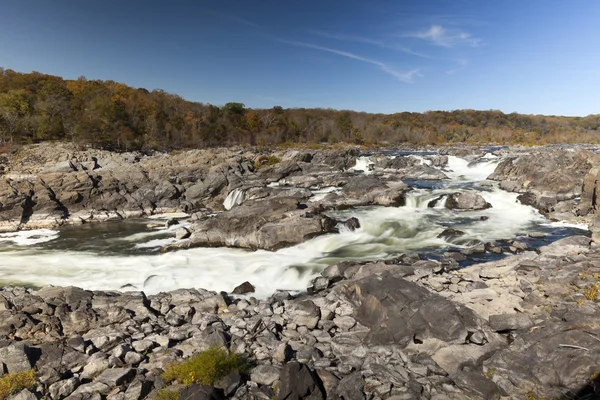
[0,229,59,246]
[309,186,340,202]
[134,238,179,249]
[223,188,245,210]
[349,156,375,174]
[542,221,590,231]
[408,155,432,166]
[445,156,499,181]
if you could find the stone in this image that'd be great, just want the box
[286,300,320,329]
[123,379,153,400]
[489,314,533,332]
[178,384,225,400]
[175,227,191,240]
[0,344,33,373]
[336,372,365,400]
[277,362,325,400]
[95,368,136,387]
[8,390,37,400]
[452,370,500,400]
[251,364,281,386]
[80,353,110,380]
[273,343,294,364]
[49,377,79,399]
[232,281,255,295]
[215,372,243,397]
[445,192,492,210]
[124,352,144,365]
[333,316,356,331]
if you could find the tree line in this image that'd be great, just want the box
[0,68,599,151]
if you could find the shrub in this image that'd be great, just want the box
[162,347,247,386]
[254,155,281,169]
[583,283,599,301]
[0,370,36,400]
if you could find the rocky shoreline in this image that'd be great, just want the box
[1,143,600,399]
[2,143,599,238]
[0,235,599,400]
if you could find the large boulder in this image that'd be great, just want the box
[445,192,492,211]
[165,197,338,251]
[403,165,448,180]
[488,148,593,211]
[277,362,325,400]
[336,271,487,347]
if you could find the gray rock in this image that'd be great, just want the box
[273,343,294,364]
[336,372,365,400]
[80,353,109,380]
[286,300,320,329]
[124,352,144,365]
[215,372,243,397]
[445,192,492,210]
[489,314,533,332]
[251,364,281,386]
[277,362,325,400]
[95,367,136,387]
[175,227,191,240]
[7,389,37,400]
[452,370,500,400]
[232,281,255,295]
[333,316,356,331]
[403,165,448,180]
[49,377,79,399]
[0,344,33,373]
[123,379,153,400]
[342,271,483,347]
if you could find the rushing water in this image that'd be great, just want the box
[0,154,589,298]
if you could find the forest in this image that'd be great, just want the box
[1,68,599,151]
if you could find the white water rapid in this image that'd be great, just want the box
[0,152,587,298]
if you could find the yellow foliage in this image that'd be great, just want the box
[162,347,247,386]
[583,283,599,301]
[0,370,36,400]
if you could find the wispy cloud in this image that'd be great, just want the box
[309,29,433,59]
[406,25,482,47]
[446,59,469,75]
[213,13,260,28]
[281,39,420,83]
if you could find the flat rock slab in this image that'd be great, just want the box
[489,314,533,332]
[94,367,136,387]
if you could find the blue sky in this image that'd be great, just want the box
[0,0,599,116]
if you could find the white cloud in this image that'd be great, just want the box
[281,39,420,83]
[309,29,433,59]
[407,25,482,47]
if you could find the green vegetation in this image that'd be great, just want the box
[162,346,247,386]
[255,155,281,169]
[0,369,36,400]
[1,68,600,151]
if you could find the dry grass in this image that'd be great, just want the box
[0,370,36,400]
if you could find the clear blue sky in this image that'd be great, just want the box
[0,0,598,116]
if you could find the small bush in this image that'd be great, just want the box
[583,283,599,301]
[255,155,280,169]
[162,347,247,386]
[0,370,36,400]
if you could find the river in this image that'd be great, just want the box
[0,153,588,297]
